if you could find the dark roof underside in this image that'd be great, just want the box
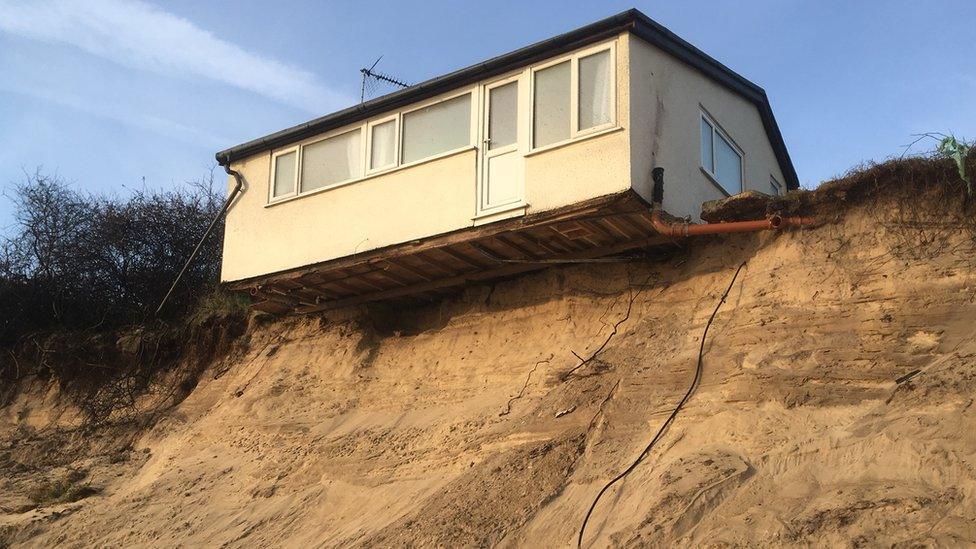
[216,9,798,189]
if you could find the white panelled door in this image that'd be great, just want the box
[478,77,524,215]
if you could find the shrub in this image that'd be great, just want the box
[0,170,225,348]
[937,135,973,195]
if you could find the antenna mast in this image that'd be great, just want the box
[360,56,409,103]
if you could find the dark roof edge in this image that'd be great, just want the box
[215,11,635,166]
[216,8,798,190]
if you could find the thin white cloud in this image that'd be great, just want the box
[0,80,231,148]
[0,36,234,148]
[0,0,351,112]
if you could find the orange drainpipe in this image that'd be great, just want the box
[649,168,812,237]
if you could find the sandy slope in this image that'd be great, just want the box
[2,200,976,547]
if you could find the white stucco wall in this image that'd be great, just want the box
[221,148,478,283]
[627,34,786,220]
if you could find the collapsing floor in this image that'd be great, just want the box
[231,167,814,315]
[231,190,675,314]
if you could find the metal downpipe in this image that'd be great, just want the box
[154,164,246,316]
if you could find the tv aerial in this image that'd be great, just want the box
[359,56,410,103]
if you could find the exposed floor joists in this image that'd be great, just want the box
[231,190,673,314]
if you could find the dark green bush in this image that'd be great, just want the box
[0,171,224,349]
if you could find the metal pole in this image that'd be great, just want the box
[155,164,245,316]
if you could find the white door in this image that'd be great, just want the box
[479,78,523,214]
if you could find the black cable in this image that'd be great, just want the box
[576,261,747,548]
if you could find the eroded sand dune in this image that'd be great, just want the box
[3,162,976,546]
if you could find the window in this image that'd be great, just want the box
[401,94,471,164]
[700,118,714,173]
[769,176,783,196]
[271,150,297,199]
[268,91,478,203]
[531,44,615,150]
[700,113,743,195]
[301,129,361,192]
[533,61,571,148]
[369,118,397,171]
[488,81,518,150]
[578,49,612,130]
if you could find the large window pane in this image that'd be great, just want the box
[579,50,612,130]
[700,118,714,173]
[272,151,296,198]
[488,82,518,150]
[301,130,361,192]
[401,94,471,164]
[714,133,742,195]
[370,120,396,170]
[533,61,570,148]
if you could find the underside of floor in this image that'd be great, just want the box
[229,190,675,314]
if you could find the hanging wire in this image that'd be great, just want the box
[576,261,748,548]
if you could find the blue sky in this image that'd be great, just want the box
[1,0,973,229]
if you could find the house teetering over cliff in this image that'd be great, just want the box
[215,9,796,313]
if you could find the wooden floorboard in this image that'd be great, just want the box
[234,190,669,314]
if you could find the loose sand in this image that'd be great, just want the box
[2,171,976,546]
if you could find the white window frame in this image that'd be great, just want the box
[528,41,617,153]
[699,109,744,196]
[482,73,522,155]
[266,89,479,206]
[366,114,399,175]
[399,89,477,169]
[298,126,365,194]
[769,175,783,196]
[477,71,526,217]
[268,146,300,202]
